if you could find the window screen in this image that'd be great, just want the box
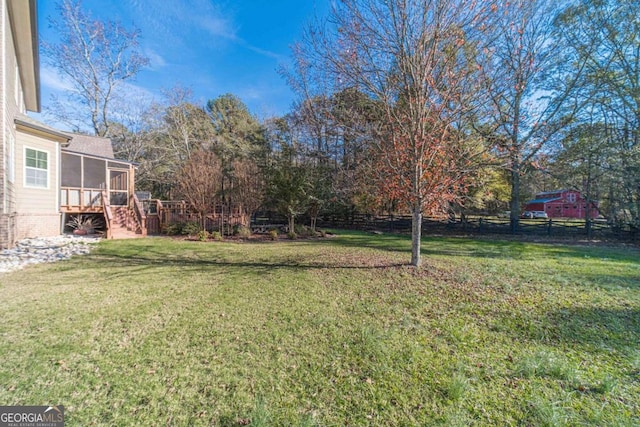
[61,153,82,187]
[83,157,106,189]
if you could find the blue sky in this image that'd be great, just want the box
[37,0,329,120]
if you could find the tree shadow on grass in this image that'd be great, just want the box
[60,235,639,289]
[499,305,640,354]
[320,231,411,254]
[568,272,640,291]
[74,245,408,278]
[545,306,640,351]
[321,230,640,263]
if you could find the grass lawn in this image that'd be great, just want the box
[0,231,638,426]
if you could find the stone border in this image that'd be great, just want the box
[0,235,101,274]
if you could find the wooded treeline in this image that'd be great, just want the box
[43,0,640,265]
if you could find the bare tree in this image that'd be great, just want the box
[109,94,156,162]
[175,150,223,230]
[476,0,582,233]
[230,159,265,227]
[136,87,215,198]
[557,0,640,227]
[161,88,214,163]
[42,0,149,136]
[298,0,494,266]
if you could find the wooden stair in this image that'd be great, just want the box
[109,207,144,239]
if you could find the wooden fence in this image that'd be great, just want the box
[140,200,638,241]
[310,214,638,241]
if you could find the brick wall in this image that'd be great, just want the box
[0,215,7,248]
[15,213,61,241]
[0,213,16,248]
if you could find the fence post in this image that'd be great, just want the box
[479,217,483,233]
[547,218,552,236]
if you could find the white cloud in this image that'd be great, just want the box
[143,49,167,70]
[117,81,156,101]
[242,43,284,61]
[40,66,75,92]
[130,1,282,61]
[197,15,238,41]
[238,87,264,101]
[41,64,155,102]
[132,0,236,42]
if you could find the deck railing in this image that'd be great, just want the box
[60,187,103,211]
[101,191,113,239]
[140,200,247,234]
[131,194,147,236]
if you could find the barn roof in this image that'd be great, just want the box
[536,189,570,196]
[527,197,562,204]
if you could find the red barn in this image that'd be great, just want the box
[523,189,599,219]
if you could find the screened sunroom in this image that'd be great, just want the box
[60,150,136,213]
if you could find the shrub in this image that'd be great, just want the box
[294,224,312,237]
[268,229,278,241]
[234,225,252,238]
[162,223,182,236]
[287,231,298,240]
[66,215,102,234]
[181,221,201,236]
[197,230,209,241]
[211,231,223,241]
[294,224,322,238]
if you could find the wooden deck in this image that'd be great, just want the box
[61,190,147,239]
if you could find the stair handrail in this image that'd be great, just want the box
[156,200,166,231]
[101,191,113,239]
[131,193,147,236]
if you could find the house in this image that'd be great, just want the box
[523,189,599,219]
[1,1,144,248]
[0,0,73,248]
[60,133,146,238]
[13,115,72,241]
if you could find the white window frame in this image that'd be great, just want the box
[24,146,50,189]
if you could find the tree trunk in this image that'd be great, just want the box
[288,215,295,234]
[510,168,521,234]
[411,204,422,267]
[219,204,225,235]
[585,153,593,239]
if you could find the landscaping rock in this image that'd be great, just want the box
[0,235,100,274]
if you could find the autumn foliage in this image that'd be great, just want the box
[376,112,473,217]
[300,0,492,265]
